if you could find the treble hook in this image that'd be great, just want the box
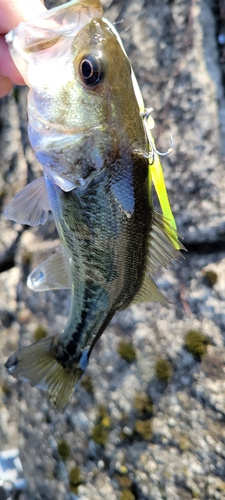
[141,108,174,158]
[152,133,174,157]
[141,107,154,120]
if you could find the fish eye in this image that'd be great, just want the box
[79,54,104,88]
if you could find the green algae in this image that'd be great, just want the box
[34,325,48,342]
[185,330,209,359]
[203,269,218,287]
[69,466,82,494]
[134,392,153,416]
[120,489,135,500]
[80,373,94,395]
[155,358,172,381]
[117,341,136,363]
[92,405,111,446]
[134,419,153,440]
[57,439,71,461]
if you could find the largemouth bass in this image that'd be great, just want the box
[4,0,184,409]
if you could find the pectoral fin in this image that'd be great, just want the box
[44,166,76,192]
[4,176,50,226]
[27,246,71,291]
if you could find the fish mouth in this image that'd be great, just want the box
[6,0,104,85]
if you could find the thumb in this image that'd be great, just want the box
[0,0,46,96]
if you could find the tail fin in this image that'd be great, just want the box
[5,337,83,409]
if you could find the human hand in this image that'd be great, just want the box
[0,0,46,97]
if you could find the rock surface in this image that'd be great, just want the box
[0,0,225,499]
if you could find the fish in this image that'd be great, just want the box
[4,0,184,409]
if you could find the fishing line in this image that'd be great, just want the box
[103,0,144,35]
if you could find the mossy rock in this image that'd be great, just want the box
[22,251,32,264]
[155,358,172,382]
[117,341,136,363]
[1,381,12,398]
[118,465,128,475]
[92,422,109,446]
[120,489,135,500]
[179,436,191,452]
[116,473,132,489]
[134,419,152,440]
[216,481,225,492]
[69,466,82,494]
[34,325,48,342]
[134,392,153,416]
[80,374,94,395]
[192,491,201,499]
[185,330,209,359]
[92,405,111,446]
[202,269,218,287]
[98,404,111,427]
[57,439,71,461]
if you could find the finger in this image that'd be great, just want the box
[0,74,14,98]
[0,0,46,90]
[0,36,24,84]
[0,0,46,34]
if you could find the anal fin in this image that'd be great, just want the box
[131,273,168,305]
[4,176,50,226]
[27,246,71,291]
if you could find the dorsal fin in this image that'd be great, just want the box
[147,211,185,274]
[132,211,185,306]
